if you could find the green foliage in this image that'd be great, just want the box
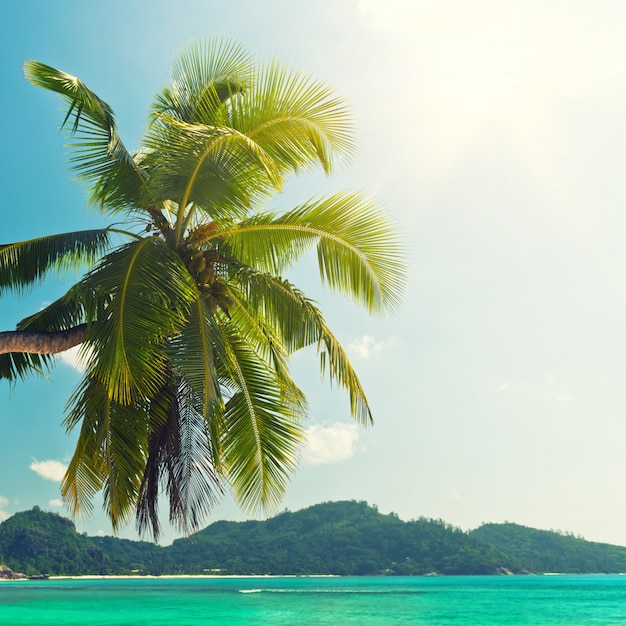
[0,507,107,576]
[0,502,518,576]
[7,504,626,577]
[471,523,626,573]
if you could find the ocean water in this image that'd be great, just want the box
[1,575,625,625]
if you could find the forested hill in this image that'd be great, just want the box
[164,500,513,576]
[470,522,626,573]
[2,501,626,577]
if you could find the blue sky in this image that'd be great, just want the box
[3,0,626,546]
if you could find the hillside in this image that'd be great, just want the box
[164,500,514,575]
[0,507,107,576]
[2,502,626,576]
[471,522,626,573]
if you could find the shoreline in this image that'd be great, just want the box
[47,574,339,580]
[3,572,625,582]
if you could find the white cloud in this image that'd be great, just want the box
[495,383,510,393]
[0,495,9,522]
[555,393,573,405]
[49,499,63,508]
[348,334,388,360]
[29,459,68,482]
[302,423,361,465]
[95,530,107,537]
[58,345,91,372]
[544,375,574,405]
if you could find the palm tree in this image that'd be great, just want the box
[0,38,405,541]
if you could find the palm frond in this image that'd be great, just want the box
[135,374,179,539]
[17,283,89,332]
[137,374,224,540]
[144,115,281,223]
[229,268,318,351]
[0,230,110,295]
[221,192,406,313]
[150,37,251,125]
[227,287,294,379]
[226,290,307,416]
[313,314,372,426]
[62,376,108,517]
[63,374,150,529]
[24,61,146,212]
[230,267,371,424]
[168,296,222,449]
[0,352,53,382]
[80,237,196,404]
[231,61,356,174]
[218,323,304,515]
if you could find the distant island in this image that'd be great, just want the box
[2,501,626,578]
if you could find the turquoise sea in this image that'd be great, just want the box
[1,575,626,625]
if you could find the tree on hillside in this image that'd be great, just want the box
[0,38,405,541]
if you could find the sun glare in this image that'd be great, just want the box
[428,32,541,126]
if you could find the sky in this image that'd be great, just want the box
[3,0,626,546]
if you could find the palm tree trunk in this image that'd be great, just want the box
[0,324,87,355]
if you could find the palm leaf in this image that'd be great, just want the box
[218,323,304,515]
[150,37,251,125]
[227,289,299,390]
[167,382,223,535]
[63,374,150,529]
[24,61,146,212]
[62,376,108,517]
[144,115,281,225]
[0,241,105,382]
[0,352,53,382]
[17,283,89,332]
[231,61,355,174]
[231,267,371,424]
[221,192,406,313]
[168,295,224,464]
[79,237,196,404]
[137,374,224,540]
[0,230,110,295]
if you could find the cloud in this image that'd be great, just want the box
[348,334,388,360]
[29,459,68,482]
[58,345,91,372]
[302,423,361,465]
[49,499,63,508]
[0,495,9,522]
[495,383,510,393]
[544,375,574,405]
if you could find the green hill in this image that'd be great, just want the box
[0,506,107,576]
[470,522,626,573]
[165,500,514,575]
[3,502,626,576]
